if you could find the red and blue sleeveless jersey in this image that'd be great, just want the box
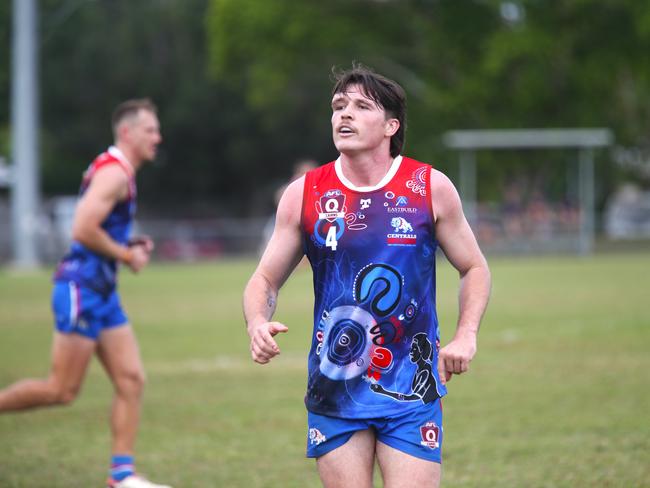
[54,147,136,294]
[301,155,447,418]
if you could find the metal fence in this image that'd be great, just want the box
[1,191,649,265]
[0,196,272,264]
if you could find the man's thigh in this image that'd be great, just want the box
[376,441,441,488]
[50,331,96,391]
[374,400,443,488]
[96,325,144,385]
[316,429,376,488]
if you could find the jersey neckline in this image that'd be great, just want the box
[334,155,403,193]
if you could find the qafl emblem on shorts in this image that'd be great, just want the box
[309,428,327,446]
[419,422,440,449]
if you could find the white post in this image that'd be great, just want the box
[578,148,595,255]
[459,150,477,229]
[10,0,40,267]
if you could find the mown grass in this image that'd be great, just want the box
[0,253,649,487]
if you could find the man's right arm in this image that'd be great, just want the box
[243,177,306,364]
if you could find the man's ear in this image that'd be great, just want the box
[385,118,399,137]
[115,122,130,143]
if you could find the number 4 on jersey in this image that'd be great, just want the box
[326,224,338,251]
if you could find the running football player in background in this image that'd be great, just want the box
[0,99,171,488]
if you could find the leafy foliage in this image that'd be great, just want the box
[2,0,650,214]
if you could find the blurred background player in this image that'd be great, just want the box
[0,99,171,488]
[260,158,318,257]
[243,65,491,487]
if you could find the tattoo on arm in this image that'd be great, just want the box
[266,294,277,314]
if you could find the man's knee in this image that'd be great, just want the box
[48,382,81,406]
[115,368,146,396]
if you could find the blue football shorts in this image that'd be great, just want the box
[306,399,443,463]
[51,281,128,340]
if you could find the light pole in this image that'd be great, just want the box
[10,0,40,268]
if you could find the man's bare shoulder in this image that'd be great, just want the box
[429,168,462,221]
[92,162,131,182]
[429,168,455,193]
[283,176,306,199]
[85,164,130,201]
[276,176,306,225]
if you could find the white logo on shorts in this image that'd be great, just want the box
[309,428,327,446]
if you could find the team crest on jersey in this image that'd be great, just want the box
[391,217,413,233]
[316,189,347,222]
[387,217,417,246]
[420,422,440,449]
[406,167,428,196]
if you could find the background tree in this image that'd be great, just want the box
[2,0,650,217]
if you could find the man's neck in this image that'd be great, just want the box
[113,143,139,171]
[338,151,395,188]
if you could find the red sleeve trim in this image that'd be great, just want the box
[84,153,135,198]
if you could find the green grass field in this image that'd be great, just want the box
[1,254,649,487]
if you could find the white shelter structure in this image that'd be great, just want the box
[442,128,614,254]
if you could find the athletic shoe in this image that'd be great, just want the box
[107,474,173,488]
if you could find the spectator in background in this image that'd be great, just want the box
[526,189,553,241]
[501,180,525,240]
[260,159,317,256]
[276,159,319,206]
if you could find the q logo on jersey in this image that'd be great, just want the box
[316,189,346,222]
[313,189,347,251]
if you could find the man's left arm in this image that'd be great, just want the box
[430,169,491,385]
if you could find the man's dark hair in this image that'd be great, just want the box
[111,98,157,134]
[332,63,407,158]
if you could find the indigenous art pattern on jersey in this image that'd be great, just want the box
[54,146,136,294]
[301,156,447,419]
